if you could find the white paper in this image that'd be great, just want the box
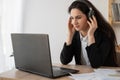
[69,69,120,80]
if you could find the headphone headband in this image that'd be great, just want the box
[76,0,92,10]
[76,0,94,19]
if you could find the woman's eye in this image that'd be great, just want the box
[70,17,73,20]
[76,16,81,19]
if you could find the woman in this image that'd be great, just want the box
[60,0,118,68]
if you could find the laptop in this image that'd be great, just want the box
[11,33,79,78]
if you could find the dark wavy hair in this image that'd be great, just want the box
[68,0,118,64]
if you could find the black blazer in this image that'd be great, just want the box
[60,29,117,68]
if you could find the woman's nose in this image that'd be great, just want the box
[72,19,78,25]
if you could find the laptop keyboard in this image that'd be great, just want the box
[52,66,79,77]
[52,66,69,77]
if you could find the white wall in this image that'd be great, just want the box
[0,0,5,73]
[0,0,24,72]
[0,0,2,16]
[22,0,109,64]
[22,0,73,64]
[90,0,108,20]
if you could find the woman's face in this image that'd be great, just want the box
[70,8,89,32]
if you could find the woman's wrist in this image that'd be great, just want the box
[66,34,74,45]
[88,35,95,46]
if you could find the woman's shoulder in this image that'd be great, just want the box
[95,29,111,44]
[71,31,79,38]
[72,31,80,42]
[95,28,108,38]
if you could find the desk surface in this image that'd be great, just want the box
[0,64,120,80]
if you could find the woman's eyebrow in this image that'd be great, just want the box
[70,14,82,18]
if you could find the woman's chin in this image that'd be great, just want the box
[75,28,81,31]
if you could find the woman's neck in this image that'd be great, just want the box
[79,24,89,37]
[80,28,89,37]
[80,31,87,37]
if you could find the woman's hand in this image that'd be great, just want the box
[87,15,98,37]
[68,18,75,36]
[66,18,75,45]
[87,15,98,46]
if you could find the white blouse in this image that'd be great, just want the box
[80,33,91,66]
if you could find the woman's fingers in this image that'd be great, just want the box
[88,15,98,29]
[92,16,98,28]
[68,17,75,34]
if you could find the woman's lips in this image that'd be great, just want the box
[74,25,79,28]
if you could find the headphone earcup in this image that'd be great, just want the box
[87,8,94,21]
[88,9,94,18]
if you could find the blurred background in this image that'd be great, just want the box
[0,0,120,73]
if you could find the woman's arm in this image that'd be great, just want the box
[86,34,112,68]
[60,43,75,64]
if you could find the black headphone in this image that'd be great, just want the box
[77,0,95,18]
